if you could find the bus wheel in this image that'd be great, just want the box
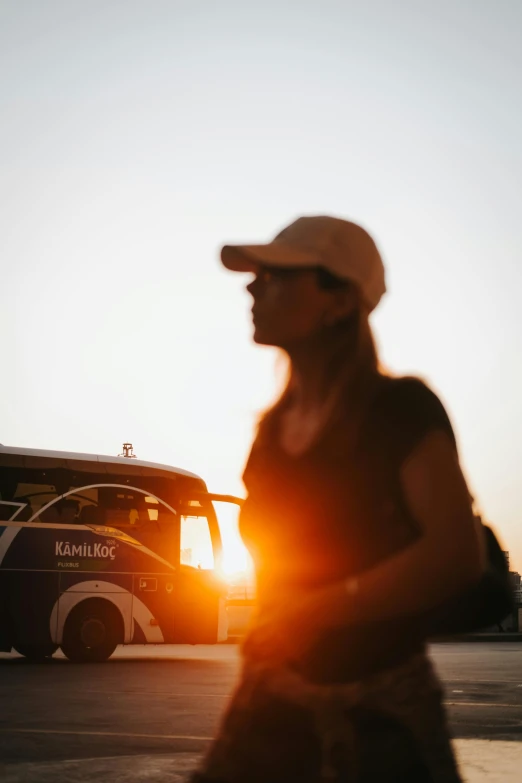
[61,599,122,663]
[14,644,58,662]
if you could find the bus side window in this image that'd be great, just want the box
[16,500,33,521]
[0,505,13,521]
[58,500,80,525]
[79,505,104,526]
[39,505,61,524]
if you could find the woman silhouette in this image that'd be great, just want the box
[192,215,485,782]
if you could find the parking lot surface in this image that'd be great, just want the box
[1,642,522,781]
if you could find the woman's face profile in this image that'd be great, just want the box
[246,266,356,349]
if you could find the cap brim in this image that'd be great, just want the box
[221,241,320,273]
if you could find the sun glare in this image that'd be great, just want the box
[211,500,254,582]
[221,542,254,580]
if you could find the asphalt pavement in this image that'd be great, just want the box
[1,642,521,782]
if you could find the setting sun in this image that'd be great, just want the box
[220,542,254,580]
[212,500,254,582]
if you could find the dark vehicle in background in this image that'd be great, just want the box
[0,445,241,662]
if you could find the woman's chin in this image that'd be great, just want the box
[252,327,276,346]
[253,332,269,345]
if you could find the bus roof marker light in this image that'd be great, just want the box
[119,443,136,459]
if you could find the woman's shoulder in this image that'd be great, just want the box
[375,375,451,418]
[365,375,457,463]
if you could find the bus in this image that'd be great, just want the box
[0,445,242,662]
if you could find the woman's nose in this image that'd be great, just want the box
[246,277,261,297]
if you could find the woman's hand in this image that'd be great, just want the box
[242,612,297,663]
[243,581,351,663]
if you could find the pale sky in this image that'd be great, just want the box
[2,1,521,571]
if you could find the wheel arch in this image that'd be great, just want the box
[50,581,132,645]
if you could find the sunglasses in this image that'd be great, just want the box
[255,266,348,291]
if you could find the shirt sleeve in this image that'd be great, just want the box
[365,377,457,469]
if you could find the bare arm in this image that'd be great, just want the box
[337,430,487,623]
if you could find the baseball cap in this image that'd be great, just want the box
[220,215,386,312]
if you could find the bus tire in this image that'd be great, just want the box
[14,643,58,662]
[61,598,123,663]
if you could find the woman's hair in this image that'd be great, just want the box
[257,268,382,441]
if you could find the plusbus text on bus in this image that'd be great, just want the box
[0,445,242,662]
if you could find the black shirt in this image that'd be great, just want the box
[240,376,456,681]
